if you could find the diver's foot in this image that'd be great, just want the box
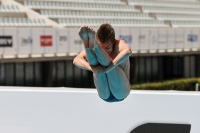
[87,26,96,49]
[78,25,89,47]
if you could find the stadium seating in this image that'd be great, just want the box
[142,6,200,14]
[171,21,200,28]
[90,0,123,4]
[58,18,168,27]
[0,17,48,27]
[40,10,153,20]
[21,0,172,27]
[1,0,200,28]
[0,2,50,27]
[0,5,20,12]
[129,0,200,8]
[24,1,137,12]
[156,14,200,21]
[65,0,124,4]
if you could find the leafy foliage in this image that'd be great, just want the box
[131,78,200,91]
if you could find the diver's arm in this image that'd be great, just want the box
[73,50,106,74]
[73,50,92,71]
[105,40,132,73]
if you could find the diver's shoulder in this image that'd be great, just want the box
[115,38,126,44]
[115,38,126,45]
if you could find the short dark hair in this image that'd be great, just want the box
[96,23,115,44]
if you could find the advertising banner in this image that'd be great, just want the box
[18,28,32,55]
[128,28,139,53]
[175,29,184,50]
[40,36,52,47]
[158,29,167,51]
[2,28,17,55]
[69,28,83,54]
[119,28,132,47]
[139,28,149,52]
[149,28,158,51]
[167,29,175,51]
[118,28,138,51]
[191,29,199,50]
[184,29,192,51]
[31,28,44,55]
[56,29,69,54]
[1,27,200,57]
[43,28,56,54]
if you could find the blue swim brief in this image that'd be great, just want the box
[102,92,124,102]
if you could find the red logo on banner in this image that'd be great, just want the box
[40,36,52,46]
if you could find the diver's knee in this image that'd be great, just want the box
[98,60,110,67]
[89,60,99,66]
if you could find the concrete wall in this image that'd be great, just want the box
[0,87,199,133]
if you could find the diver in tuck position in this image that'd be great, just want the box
[73,23,132,102]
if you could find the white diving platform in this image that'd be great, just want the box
[0,87,199,133]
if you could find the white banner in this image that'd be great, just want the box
[31,28,44,55]
[184,29,192,51]
[2,28,17,55]
[158,29,167,51]
[69,28,83,54]
[114,27,120,41]
[149,28,158,51]
[43,28,56,54]
[0,27,199,57]
[131,28,139,53]
[18,28,32,55]
[139,28,149,52]
[191,29,199,49]
[56,29,69,54]
[175,29,184,50]
[167,29,175,51]
[119,28,132,47]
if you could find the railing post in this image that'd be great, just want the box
[196,83,199,91]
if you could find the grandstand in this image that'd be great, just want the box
[0,0,199,87]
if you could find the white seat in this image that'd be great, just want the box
[15,5,20,11]
[24,1,29,7]
[0,18,3,26]
[59,18,63,24]
[22,18,26,25]
[33,1,37,7]
[27,19,33,26]
[1,5,6,12]
[9,17,15,26]
[25,18,32,26]
[3,17,8,26]
[35,1,39,8]
[17,17,23,26]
